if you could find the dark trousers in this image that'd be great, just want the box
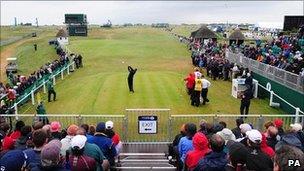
[48,90,56,102]
[187,88,194,96]
[191,91,201,107]
[240,100,250,115]
[128,78,134,92]
[201,88,209,105]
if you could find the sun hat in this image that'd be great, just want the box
[41,140,62,166]
[105,121,114,129]
[290,123,303,132]
[239,123,252,134]
[217,128,236,144]
[71,135,87,149]
[50,121,61,132]
[246,129,262,143]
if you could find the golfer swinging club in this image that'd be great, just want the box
[127,66,137,93]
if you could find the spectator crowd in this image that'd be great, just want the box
[0,119,121,171]
[169,118,304,171]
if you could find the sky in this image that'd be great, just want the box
[1,1,303,28]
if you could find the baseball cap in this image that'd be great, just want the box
[0,150,28,171]
[96,122,106,132]
[239,123,252,134]
[105,121,114,129]
[41,140,62,166]
[290,123,303,132]
[246,129,262,143]
[50,121,61,132]
[71,135,87,149]
[67,124,79,135]
[273,118,283,128]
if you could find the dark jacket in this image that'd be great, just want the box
[194,151,228,171]
[31,165,69,171]
[246,148,273,171]
[231,127,242,139]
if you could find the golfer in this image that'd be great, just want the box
[127,66,137,93]
[47,80,56,102]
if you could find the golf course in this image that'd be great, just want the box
[1,26,283,115]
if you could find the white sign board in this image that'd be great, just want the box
[138,116,158,134]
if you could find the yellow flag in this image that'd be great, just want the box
[37,92,41,104]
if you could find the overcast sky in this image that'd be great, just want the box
[1,1,303,28]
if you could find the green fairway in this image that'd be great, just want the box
[15,27,282,115]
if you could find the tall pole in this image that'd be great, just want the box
[36,18,38,27]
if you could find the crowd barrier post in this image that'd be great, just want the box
[269,91,274,106]
[123,116,128,142]
[31,90,35,105]
[43,81,46,93]
[14,103,18,118]
[168,116,173,141]
[213,115,219,124]
[295,107,300,123]
[67,66,70,75]
[257,115,264,130]
[77,114,83,126]
[61,70,64,80]
[53,76,56,85]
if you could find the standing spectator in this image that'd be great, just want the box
[105,120,122,154]
[24,129,48,170]
[87,122,117,166]
[31,139,68,171]
[240,85,253,116]
[232,118,244,139]
[290,123,304,148]
[7,87,16,107]
[47,80,56,102]
[185,132,211,170]
[192,76,202,107]
[245,129,273,171]
[61,124,79,156]
[80,124,94,140]
[245,72,253,91]
[194,134,228,171]
[15,125,32,150]
[68,135,97,171]
[260,134,275,158]
[0,150,30,171]
[34,44,38,51]
[10,120,25,140]
[0,123,10,142]
[201,75,211,105]
[170,124,186,170]
[216,128,236,153]
[178,123,197,164]
[225,141,249,171]
[50,121,62,140]
[273,145,304,171]
[266,126,279,150]
[76,128,106,171]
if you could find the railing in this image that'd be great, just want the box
[1,113,303,142]
[226,50,304,93]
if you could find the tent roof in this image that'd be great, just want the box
[229,29,245,40]
[194,25,217,39]
[56,29,68,37]
[190,30,198,37]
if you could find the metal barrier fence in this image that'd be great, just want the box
[1,113,303,142]
[226,50,304,93]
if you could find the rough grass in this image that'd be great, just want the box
[14,27,283,115]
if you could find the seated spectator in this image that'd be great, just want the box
[225,141,248,171]
[68,135,97,171]
[185,132,211,170]
[87,122,117,166]
[273,118,284,136]
[178,123,197,164]
[0,149,30,171]
[24,129,48,170]
[231,118,244,139]
[245,129,273,171]
[15,125,32,150]
[194,134,227,171]
[61,124,79,156]
[50,121,62,140]
[31,139,68,171]
[76,128,106,171]
[273,145,304,171]
[105,120,122,154]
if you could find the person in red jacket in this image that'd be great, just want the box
[185,132,211,170]
[184,73,195,95]
[260,133,275,158]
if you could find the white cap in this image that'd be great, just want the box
[246,129,262,143]
[290,123,303,132]
[71,135,87,149]
[239,123,252,134]
[216,128,236,143]
[106,121,114,129]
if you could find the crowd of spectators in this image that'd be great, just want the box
[169,118,304,171]
[0,120,121,171]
